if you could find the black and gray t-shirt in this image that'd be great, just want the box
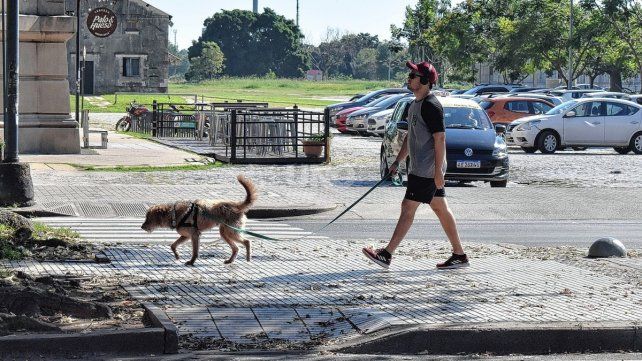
[407,94,447,178]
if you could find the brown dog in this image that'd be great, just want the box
[141,175,257,266]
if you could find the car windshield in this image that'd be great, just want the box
[364,95,392,107]
[373,94,406,108]
[462,86,482,95]
[546,101,578,115]
[443,107,492,130]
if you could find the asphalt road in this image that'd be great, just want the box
[282,219,642,248]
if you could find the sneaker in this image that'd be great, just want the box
[362,247,391,269]
[436,253,469,269]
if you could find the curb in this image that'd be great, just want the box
[331,321,642,355]
[248,204,337,218]
[0,328,165,357]
[142,302,179,354]
[0,306,179,357]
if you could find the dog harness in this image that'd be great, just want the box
[170,202,199,229]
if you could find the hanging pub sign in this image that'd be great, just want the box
[87,8,118,38]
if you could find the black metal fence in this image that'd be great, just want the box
[147,101,329,164]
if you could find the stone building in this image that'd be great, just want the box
[65,0,171,94]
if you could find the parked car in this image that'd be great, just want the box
[508,98,642,154]
[582,91,632,100]
[478,97,554,125]
[509,87,548,93]
[334,95,394,133]
[346,94,408,135]
[629,94,642,105]
[461,83,523,96]
[546,89,601,102]
[503,92,563,106]
[325,88,411,118]
[449,89,467,95]
[380,97,510,187]
[366,108,395,137]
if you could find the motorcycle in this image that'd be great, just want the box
[115,101,149,132]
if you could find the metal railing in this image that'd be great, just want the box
[148,101,329,164]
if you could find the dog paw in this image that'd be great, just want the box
[224,259,234,264]
[185,261,195,266]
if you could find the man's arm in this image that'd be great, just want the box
[433,131,446,188]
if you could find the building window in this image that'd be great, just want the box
[123,57,141,77]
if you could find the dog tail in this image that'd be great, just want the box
[236,175,257,212]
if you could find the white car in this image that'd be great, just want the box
[509,98,642,154]
[546,89,601,102]
[366,108,394,137]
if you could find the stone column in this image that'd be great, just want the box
[0,0,79,154]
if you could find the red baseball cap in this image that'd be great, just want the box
[406,60,438,85]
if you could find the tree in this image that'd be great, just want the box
[585,0,642,92]
[185,42,225,82]
[189,8,308,78]
[353,48,378,79]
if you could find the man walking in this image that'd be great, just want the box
[362,60,468,270]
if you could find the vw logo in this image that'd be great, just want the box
[464,148,473,157]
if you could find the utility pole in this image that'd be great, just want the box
[296,0,299,27]
[567,0,573,90]
[253,0,258,13]
[1,0,35,206]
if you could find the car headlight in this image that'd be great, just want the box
[515,120,541,131]
[492,137,508,157]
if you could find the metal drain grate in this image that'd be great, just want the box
[40,202,77,216]
[77,203,116,217]
[111,203,148,217]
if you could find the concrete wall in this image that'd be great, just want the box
[65,0,170,94]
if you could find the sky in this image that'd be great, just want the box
[145,0,419,50]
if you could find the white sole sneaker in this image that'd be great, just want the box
[362,248,390,269]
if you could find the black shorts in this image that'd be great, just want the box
[404,173,446,204]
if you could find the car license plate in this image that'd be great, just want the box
[457,160,481,168]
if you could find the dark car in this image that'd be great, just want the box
[462,83,523,96]
[380,96,510,187]
[326,88,411,119]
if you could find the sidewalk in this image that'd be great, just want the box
[8,217,642,354]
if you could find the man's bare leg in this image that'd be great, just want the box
[385,199,422,254]
[429,197,464,254]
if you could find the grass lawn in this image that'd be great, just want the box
[73,78,400,113]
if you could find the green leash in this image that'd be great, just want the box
[219,171,403,242]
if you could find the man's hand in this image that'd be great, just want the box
[435,172,445,189]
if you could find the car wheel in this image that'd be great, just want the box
[572,146,587,151]
[521,146,537,153]
[631,132,642,154]
[490,180,508,187]
[613,146,631,155]
[380,149,390,180]
[537,130,558,154]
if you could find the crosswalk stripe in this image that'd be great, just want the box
[35,217,325,243]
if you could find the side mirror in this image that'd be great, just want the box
[495,124,506,134]
[397,120,408,131]
[564,110,576,117]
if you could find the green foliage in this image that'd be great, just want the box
[0,223,81,260]
[189,8,308,78]
[185,41,226,82]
